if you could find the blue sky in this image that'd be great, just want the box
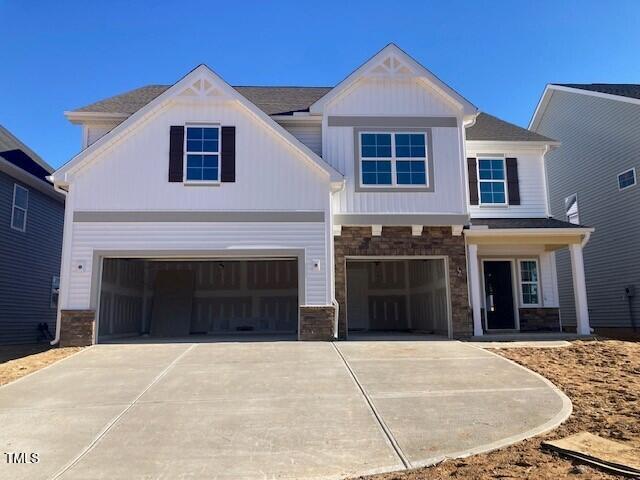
[1,0,639,168]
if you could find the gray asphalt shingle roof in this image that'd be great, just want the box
[72,85,553,143]
[465,113,555,142]
[73,85,332,116]
[470,218,588,229]
[556,83,640,101]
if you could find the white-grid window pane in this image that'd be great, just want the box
[478,158,506,204]
[184,126,220,182]
[11,184,28,232]
[519,260,539,305]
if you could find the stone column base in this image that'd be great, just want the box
[519,308,560,332]
[60,310,96,347]
[299,306,336,341]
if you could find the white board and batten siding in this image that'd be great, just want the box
[61,98,333,312]
[71,101,331,211]
[467,144,550,218]
[322,77,467,215]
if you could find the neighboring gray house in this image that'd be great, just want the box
[531,84,640,333]
[0,124,65,344]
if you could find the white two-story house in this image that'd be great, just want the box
[50,44,593,346]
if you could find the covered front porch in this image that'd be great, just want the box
[465,219,594,337]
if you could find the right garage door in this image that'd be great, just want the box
[346,258,450,336]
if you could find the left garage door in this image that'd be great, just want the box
[97,258,299,341]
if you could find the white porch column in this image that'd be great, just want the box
[467,243,483,337]
[569,243,591,335]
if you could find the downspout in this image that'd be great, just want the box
[49,179,71,346]
[330,178,346,340]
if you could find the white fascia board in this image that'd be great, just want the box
[53,65,344,184]
[271,114,323,124]
[64,111,129,125]
[309,43,477,116]
[466,140,560,151]
[464,227,595,237]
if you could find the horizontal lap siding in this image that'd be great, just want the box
[67,221,328,309]
[536,90,640,327]
[280,123,322,156]
[0,171,64,344]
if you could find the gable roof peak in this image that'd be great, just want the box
[309,44,477,115]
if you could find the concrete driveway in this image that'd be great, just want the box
[0,339,570,480]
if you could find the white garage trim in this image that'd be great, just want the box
[344,255,453,339]
[90,248,306,343]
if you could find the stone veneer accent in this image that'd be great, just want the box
[334,226,471,339]
[519,308,561,332]
[299,306,336,340]
[60,310,96,347]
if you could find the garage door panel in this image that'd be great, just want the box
[98,258,299,341]
[347,259,450,335]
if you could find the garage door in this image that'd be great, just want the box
[346,259,450,336]
[97,258,298,341]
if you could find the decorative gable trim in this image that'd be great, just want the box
[310,44,477,116]
[53,65,343,185]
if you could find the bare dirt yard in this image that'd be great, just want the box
[357,338,640,480]
[0,344,83,386]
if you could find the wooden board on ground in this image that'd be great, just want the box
[150,270,195,337]
[543,432,640,476]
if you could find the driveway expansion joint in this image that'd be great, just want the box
[49,343,197,480]
[331,342,412,470]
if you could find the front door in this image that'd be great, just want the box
[483,261,516,330]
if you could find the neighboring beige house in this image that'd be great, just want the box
[50,44,593,346]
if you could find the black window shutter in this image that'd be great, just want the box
[467,157,479,205]
[221,126,236,182]
[506,157,520,205]
[168,126,184,182]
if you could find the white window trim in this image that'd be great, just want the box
[617,167,636,191]
[11,184,28,232]
[565,193,579,225]
[518,258,541,307]
[359,131,429,189]
[477,155,509,206]
[50,275,60,309]
[183,123,222,185]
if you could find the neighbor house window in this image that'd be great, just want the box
[565,193,579,224]
[360,132,427,187]
[11,184,28,232]
[618,168,636,190]
[519,260,540,306]
[50,276,60,309]
[184,126,220,182]
[478,158,507,205]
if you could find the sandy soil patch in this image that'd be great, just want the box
[0,344,83,386]
[356,339,640,480]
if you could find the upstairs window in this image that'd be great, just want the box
[11,184,28,232]
[478,158,507,205]
[565,193,579,224]
[184,126,220,182]
[360,132,427,187]
[618,168,636,190]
